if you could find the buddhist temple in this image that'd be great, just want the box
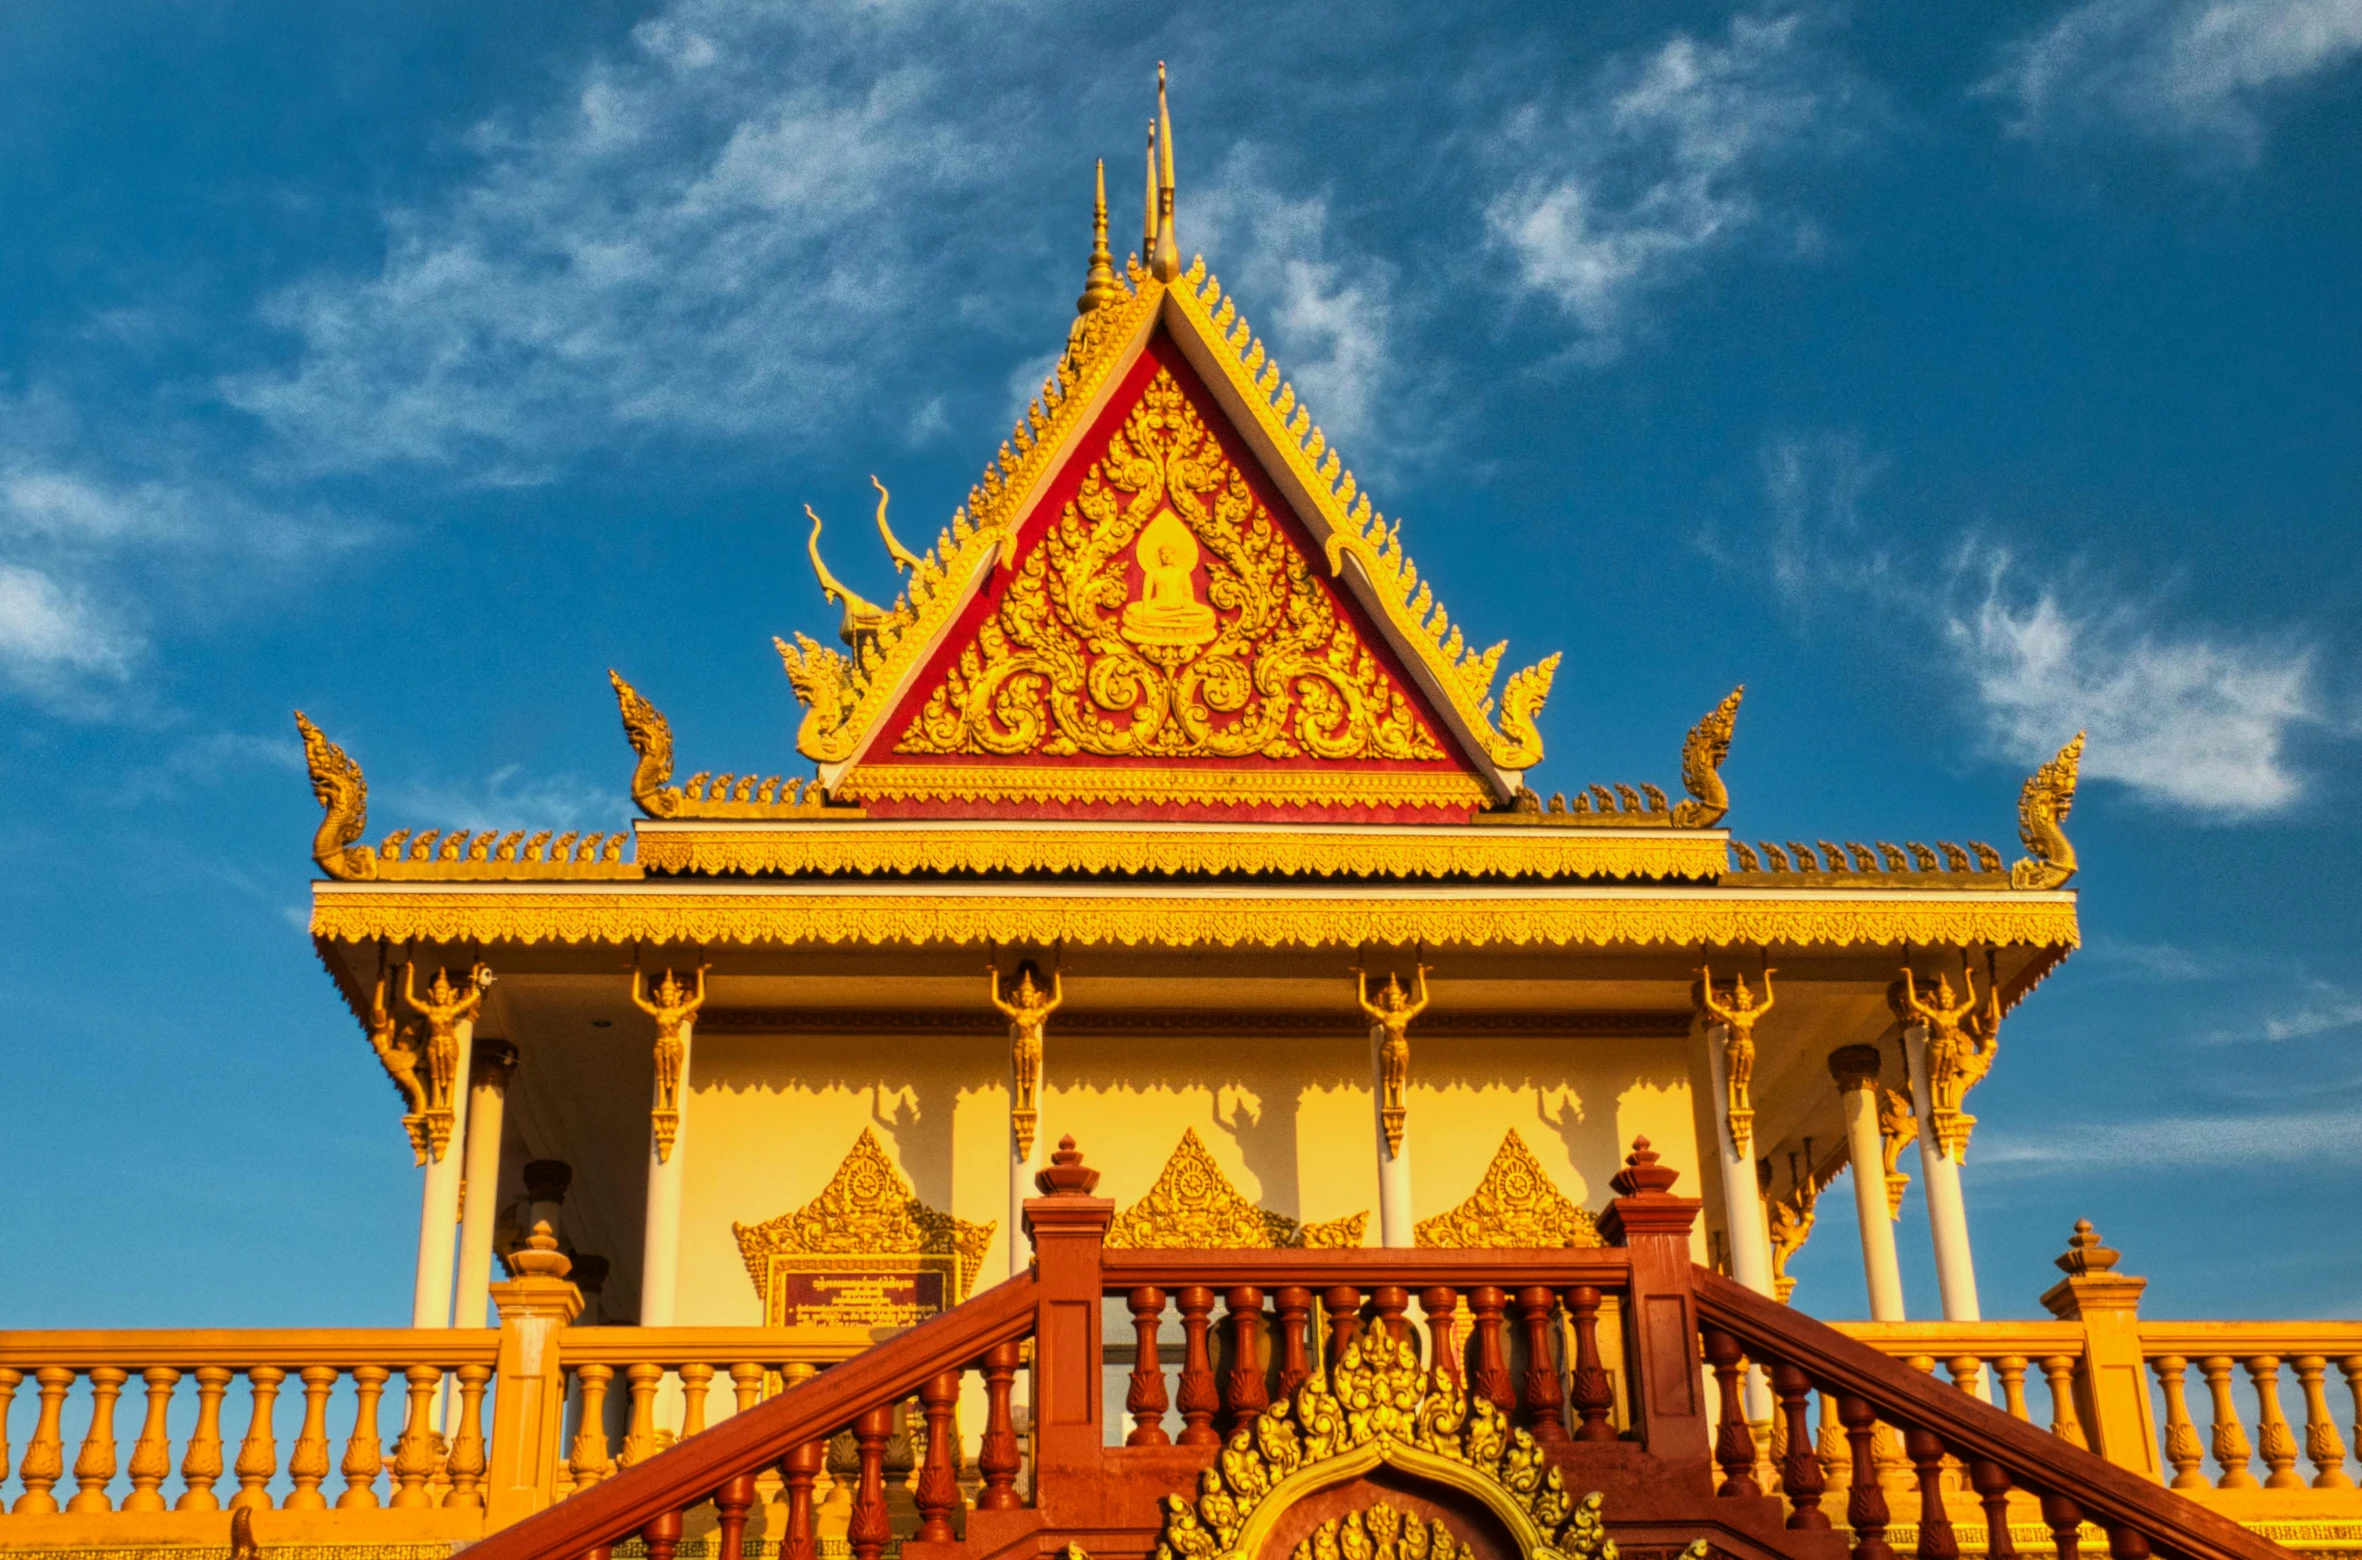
[0,71,2338,1560]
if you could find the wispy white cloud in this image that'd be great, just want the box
[1945,544,2317,815]
[1979,1106,2362,1170]
[388,765,625,834]
[1484,13,1840,356]
[2192,980,2362,1044]
[0,564,137,693]
[1984,0,2362,157]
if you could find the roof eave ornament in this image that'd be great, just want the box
[1670,685,1744,828]
[609,669,683,819]
[295,710,378,881]
[2009,731,2084,890]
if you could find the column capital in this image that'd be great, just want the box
[1827,1043,1884,1092]
[469,1038,518,1090]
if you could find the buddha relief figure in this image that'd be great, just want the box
[1119,505,1218,648]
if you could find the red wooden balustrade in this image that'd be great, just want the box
[454,1136,2297,1560]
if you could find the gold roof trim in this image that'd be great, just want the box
[773,252,1558,790]
[310,882,2080,952]
[835,763,1490,810]
[634,821,1729,882]
[1414,1129,1602,1249]
[1105,1129,1365,1249]
[611,671,857,821]
[731,1127,994,1302]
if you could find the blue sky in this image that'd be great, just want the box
[2,0,2357,1328]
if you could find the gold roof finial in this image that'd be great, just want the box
[1077,158,1120,315]
[1143,117,1158,261]
[803,503,887,648]
[871,475,923,572]
[1151,62,1180,282]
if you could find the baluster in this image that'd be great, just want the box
[1993,1356,2030,1421]
[1703,1327,1757,1497]
[620,1362,664,1467]
[779,1439,825,1560]
[2040,1491,2084,1560]
[2151,1357,2206,1489]
[66,1366,126,1512]
[1369,1285,1411,1345]
[231,1366,285,1512]
[122,1368,179,1512]
[446,1363,490,1509]
[916,1370,962,1541]
[12,1367,70,1513]
[570,1365,615,1490]
[731,1362,765,1414]
[2342,1357,2362,1490]
[849,1404,894,1560]
[1222,1287,1269,1435]
[389,1365,440,1508]
[1566,1286,1615,1442]
[2248,1355,2303,1488]
[285,1366,337,1509]
[1903,1427,1956,1560]
[1422,1287,1463,1388]
[1838,1393,1894,1560]
[1513,1285,1567,1444]
[715,1471,758,1560]
[2103,1522,2152,1560]
[976,1340,1021,1509]
[339,1365,387,1509]
[0,1368,18,1490]
[1771,1362,1827,1529]
[1818,1388,1850,1495]
[1467,1287,1512,1414]
[1945,1355,1983,1396]
[1967,1459,2015,1560]
[1126,1287,1170,1445]
[1274,1287,1314,1401]
[1176,1286,1220,1447]
[175,1366,230,1511]
[680,1364,715,1439]
[1322,1286,1363,1369]
[2037,1356,2086,1449]
[2198,1356,2256,1487]
[643,1505,684,1560]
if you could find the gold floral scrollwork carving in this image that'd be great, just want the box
[295,712,377,881]
[1415,1129,1600,1249]
[990,961,1062,1161]
[895,368,1446,769]
[1356,966,1428,1157]
[1698,963,1772,1159]
[731,1129,995,1304]
[1150,1324,1702,1560]
[1875,1088,1914,1221]
[1107,1129,1365,1249]
[2010,732,2084,891]
[631,966,707,1164]
[399,962,492,1162]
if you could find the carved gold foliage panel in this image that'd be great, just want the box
[1106,1129,1366,1249]
[881,349,1473,794]
[732,1128,994,1301]
[1415,1130,1600,1249]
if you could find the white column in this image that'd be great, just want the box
[1704,1022,1775,1297]
[411,1013,477,1328]
[639,1019,693,1327]
[1904,1024,1982,1321]
[1009,1135,1041,1277]
[452,1040,516,1330]
[1829,1045,1905,1321]
[1373,1023,1414,1248]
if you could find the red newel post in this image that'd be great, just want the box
[1598,1136,1710,1476]
[1023,1136,1114,1520]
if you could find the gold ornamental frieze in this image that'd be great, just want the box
[1106,1130,1365,1249]
[1414,1130,1600,1249]
[1150,1324,1699,1560]
[732,1129,993,1328]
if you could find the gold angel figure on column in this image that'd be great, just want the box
[1902,963,1997,1163]
[1765,1145,1819,1305]
[1356,965,1430,1157]
[366,970,431,1163]
[632,965,708,1165]
[991,960,1063,1160]
[1699,964,1774,1158]
[402,962,493,1162]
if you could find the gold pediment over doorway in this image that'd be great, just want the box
[1415,1129,1601,1248]
[732,1129,995,1324]
[1106,1129,1366,1249]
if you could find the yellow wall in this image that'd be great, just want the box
[675,1026,1704,1323]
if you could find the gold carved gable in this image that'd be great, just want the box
[732,1128,995,1304]
[1415,1130,1601,1249]
[1106,1129,1366,1250]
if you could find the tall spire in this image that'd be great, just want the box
[1143,118,1158,261]
[1077,158,1119,315]
[1151,61,1181,282]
